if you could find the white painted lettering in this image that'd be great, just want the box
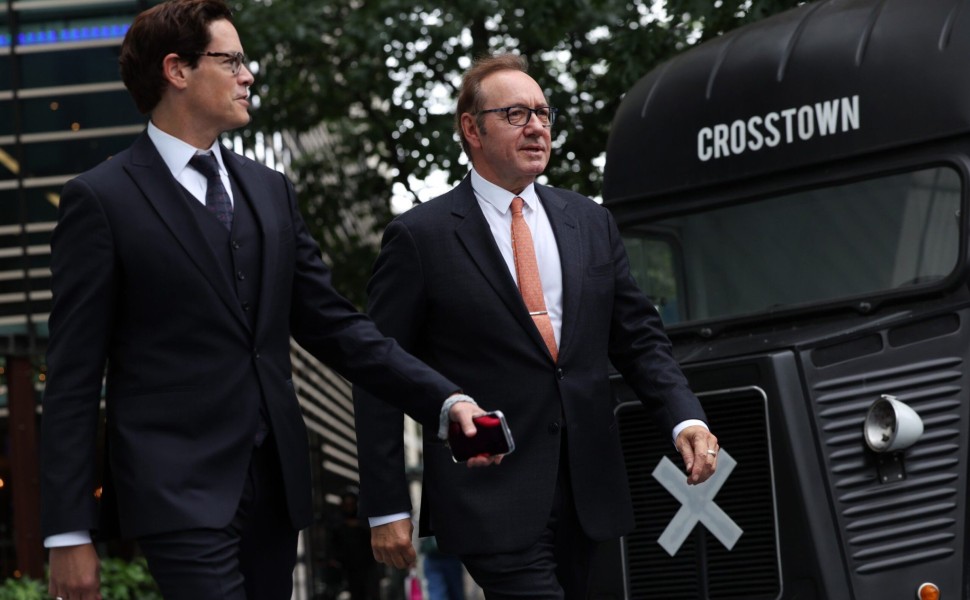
[747,116,764,151]
[713,123,730,159]
[694,94,861,161]
[797,105,814,140]
[764,113,781,147]
[841,94,860,131]
[730,120,746,155]
[815,99,839,136]
[780,108,797,143]
[698,127,713,161]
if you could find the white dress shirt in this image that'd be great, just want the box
[147,121,235,207]
[470,169,563,346]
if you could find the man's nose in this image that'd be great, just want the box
[238,64,255,85]
[522,111,548,134]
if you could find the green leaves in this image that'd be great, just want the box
[98,557,162,600]
[0,576,44,600]
[232,0,800,305]
[0,558,159,600]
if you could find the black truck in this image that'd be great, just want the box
[593,0,970,598]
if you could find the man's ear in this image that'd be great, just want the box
[460,113,483,150]
[161,53,190,90]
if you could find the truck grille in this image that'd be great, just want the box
[615,386,781,599]
[811,355,963,574]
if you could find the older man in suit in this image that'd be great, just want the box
[353,53,720,598]
[39,2,495,599]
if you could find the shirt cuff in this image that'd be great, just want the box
[438,394,477,440]
[672,419,708,445]
[45,531,92,548]
[368,512,411,528]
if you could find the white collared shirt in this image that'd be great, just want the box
[147,121,234,207]
[470,169,563,346]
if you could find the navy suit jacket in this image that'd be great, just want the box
[354,176,706,555]
[41,132,458,540]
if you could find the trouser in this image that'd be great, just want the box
[137,436,298,599]
[459,453,594,600]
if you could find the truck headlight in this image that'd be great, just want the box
[863,394,924,453]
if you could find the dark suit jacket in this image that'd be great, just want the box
[41,132,458,541]
[354,176,706,555]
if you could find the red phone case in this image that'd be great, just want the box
[447,411,514,462]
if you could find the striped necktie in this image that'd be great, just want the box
[189,153,233,231]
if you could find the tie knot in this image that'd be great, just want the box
[511,196,525,216]
[189,153,221,180]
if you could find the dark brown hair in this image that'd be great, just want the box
[119,0,234,114]
[454,53,529,156]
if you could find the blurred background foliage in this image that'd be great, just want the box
[232,0,802,306]
[0,558,160,600]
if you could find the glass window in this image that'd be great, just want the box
[0,100,12,137]
[623,234,683,324]
[19,45,125,88]
[0,55,11,92]
[22,134,137,178]
[623,166,962,325]
[0,187,60,225]
[20,89,142,135]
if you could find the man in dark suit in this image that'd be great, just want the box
[353,54,720,598]
[40,2,495,599]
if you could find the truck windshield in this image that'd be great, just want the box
[623,166,962,325]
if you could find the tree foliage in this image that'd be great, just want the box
[233,0,801,306]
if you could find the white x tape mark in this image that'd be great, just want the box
[652,448,743,556]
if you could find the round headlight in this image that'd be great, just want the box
[863,394,924,453]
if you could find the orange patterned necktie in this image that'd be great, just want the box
[510,196,558,361]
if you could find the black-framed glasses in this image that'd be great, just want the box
[181,51,249,75]
[478,105,558,127]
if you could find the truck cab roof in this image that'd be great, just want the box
[603,0,970,208]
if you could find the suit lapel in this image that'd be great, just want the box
[452,177,558,361]
[123,133,248,330]
[537,184,582,360]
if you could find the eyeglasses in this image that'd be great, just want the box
[478,105,558,127]
[181,51,249,75]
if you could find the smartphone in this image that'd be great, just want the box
[447,410,515,462]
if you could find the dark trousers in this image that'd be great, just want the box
[137,437,298,599]
[459,456,594,600]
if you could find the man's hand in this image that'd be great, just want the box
[676,425,719,485]
[447,400,504,468]
[49,543,102,600]
[371,518,416,570]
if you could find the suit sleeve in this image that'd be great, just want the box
[283,175,455,429]
[41,176,117,537]
[603,208,707,434]
[353,219,428,518]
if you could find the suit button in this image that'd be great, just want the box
[548,422,561,434]
[556,368,565,380]
[237,271,245,280]
[241,301,251,312]
[231,240,240,249]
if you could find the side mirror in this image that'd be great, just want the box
[863,394,924,453]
